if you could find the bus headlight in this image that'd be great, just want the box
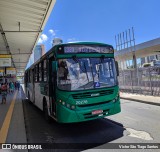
[113,95,119,103]
[60,100,76,110]
[116,95,119,101]
[66,103,70,108]
[71,105,75,110]
[113,99,116,103]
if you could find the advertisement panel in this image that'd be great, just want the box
[6,68,16,75]
[0,55,11,67]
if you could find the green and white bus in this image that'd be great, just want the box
[24,42,121,123]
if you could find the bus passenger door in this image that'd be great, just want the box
[49,60,57,117]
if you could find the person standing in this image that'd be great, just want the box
[17,81,20,91]
[9,82,11,93]
[0,83,1,93]
[14,81,17,90]
[1,83,7,104]
[10,82,15,93]
[7,83,9,93]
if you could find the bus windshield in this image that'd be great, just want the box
[57,58,117,91]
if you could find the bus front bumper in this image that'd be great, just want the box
[56,100,121,123]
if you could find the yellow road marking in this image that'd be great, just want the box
[0,91,18,143]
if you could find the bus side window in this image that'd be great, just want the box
[34,66,36,82]
[41,61,44,81]
[39,62,42,82]
[34,65,36,82]
[37,64,39,82]
[44,59,47,82]
[28,70,30,83]
[30,69,32,82]
[25,72,28,83]
[27,71,29,82]
[35,65,39,82]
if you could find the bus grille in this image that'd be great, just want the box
[72,89,114,99]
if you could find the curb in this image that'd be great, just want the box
[120,97,160,106]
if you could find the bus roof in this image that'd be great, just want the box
[56,41,113,47]
[26,42,113,71]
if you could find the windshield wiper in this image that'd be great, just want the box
[79,81,94,89]
[96,55,105,80]
[83,62,90,83]
[87,58,96,88]
[72,56,89,89]
[72,55,85,72]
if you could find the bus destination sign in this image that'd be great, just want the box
[59,45,114,54]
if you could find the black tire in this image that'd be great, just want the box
[28,92,31,103]
[44,102,51,123]
[28,92,30,101]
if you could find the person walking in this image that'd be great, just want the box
[7,83,9,94]
[1,83,7,104]
[9,82,11,93]
[10,82,15,93]
[17,81,20,91]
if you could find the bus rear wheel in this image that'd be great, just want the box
[28,92,30,100]
[28,92,31,103]
[44,102,51,123]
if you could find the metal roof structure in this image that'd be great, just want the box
[0,0,56,74]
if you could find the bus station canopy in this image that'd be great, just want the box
[0,0,56,74]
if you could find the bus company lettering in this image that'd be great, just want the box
[91,93,100,97]
[12,144,42,150]
[28,145,42,149]
[76,100,88,105]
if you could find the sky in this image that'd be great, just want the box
[27,0,160,67]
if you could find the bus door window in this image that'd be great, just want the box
[49,59,56,116]
[31,68,34,82]
[58,60,68,80]
[51,70,55,91]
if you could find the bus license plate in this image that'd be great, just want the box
[92,110,103,115]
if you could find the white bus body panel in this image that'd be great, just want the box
[34,83,49,111]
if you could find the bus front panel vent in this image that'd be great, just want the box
[72,89,114,99]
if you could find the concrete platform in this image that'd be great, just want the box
[0,86,27,148]
[120,92,160,106]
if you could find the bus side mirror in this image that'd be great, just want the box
[115,61,119,76]
[52,61,57,72]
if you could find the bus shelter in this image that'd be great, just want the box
[0,0,56,81]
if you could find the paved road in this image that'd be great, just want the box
[23,99,124,152]
[108,99,160,143]
[22,99,160,152]
[85,99,160,152]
